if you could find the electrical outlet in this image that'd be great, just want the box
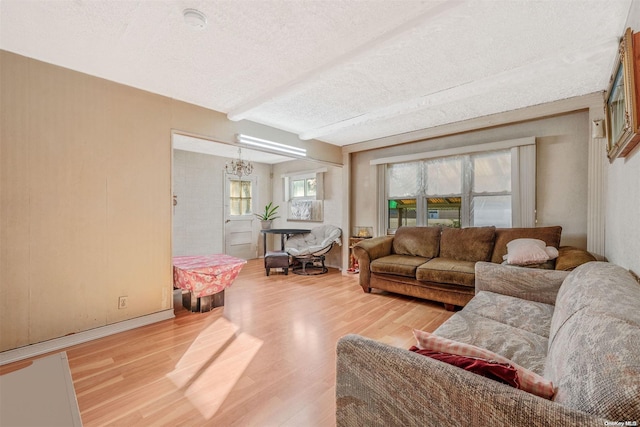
[118,296,128,309]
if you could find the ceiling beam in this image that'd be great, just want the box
[226,0,466,122]
[300,39,617,141]
[342,92,604,154]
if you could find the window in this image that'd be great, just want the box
[387,163,419,229]
[471,151,511,228]
[385,150,515,233]
[291,177,316,199]
[283,170,325,221]
[388,198,417,229]
[229,179,252,216]
[425,157,463,228]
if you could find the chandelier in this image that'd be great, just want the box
[225,147,253,178]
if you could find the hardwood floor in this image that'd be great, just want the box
[4,259,453,426]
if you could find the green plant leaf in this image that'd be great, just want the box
[255,202,280,220]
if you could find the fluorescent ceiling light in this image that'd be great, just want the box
[236,134,306,157]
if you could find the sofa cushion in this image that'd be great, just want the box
[440,226,495,262]
[433,311,548,376]
[545,262,640,420]
[463,291,554,338]
[491,226,562,264]
[414,329,554,399]
[392,226,441,258]
[546,312,640,417]
[416,258,476,288]
[371,255,429,278]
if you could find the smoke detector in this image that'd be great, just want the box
[183,8,207,30]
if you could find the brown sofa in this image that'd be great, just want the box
[352,225,596,310]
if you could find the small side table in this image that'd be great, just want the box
[348,237,367,273]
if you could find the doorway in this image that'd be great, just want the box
[171,133,289,259]
[224,175,257,259]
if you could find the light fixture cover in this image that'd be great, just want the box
[236,134,306,157]
[183,9,207,29]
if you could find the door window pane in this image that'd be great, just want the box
[472,195,512,228]
[241,181,251,197]
[229,179,252,216]
[473,152,511,192]
[230,180,241,198]
[425,157,462,195]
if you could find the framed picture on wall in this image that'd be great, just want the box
[605,27,640,161]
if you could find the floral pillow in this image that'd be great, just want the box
[413,329,555,399]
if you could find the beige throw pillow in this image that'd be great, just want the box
[503,238,550,266]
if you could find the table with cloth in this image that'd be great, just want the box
[173,254,246,312]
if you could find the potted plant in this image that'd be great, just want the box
[255,202,279,229]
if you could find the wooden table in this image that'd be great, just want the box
[173,254,246,312]
[348,237,367,273]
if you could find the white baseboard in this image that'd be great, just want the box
[0,309,175,366]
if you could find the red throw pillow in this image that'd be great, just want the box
[413,329,555,399]
[409,346,520,388]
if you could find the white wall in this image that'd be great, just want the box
[172,150,225,256]
[606,150,640,272]
[172,149,272,258]
[351,111,590,248]
[606,2,640,274]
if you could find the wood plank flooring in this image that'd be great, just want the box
[3,259,453,426]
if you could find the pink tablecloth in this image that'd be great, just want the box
[173,254,247,298]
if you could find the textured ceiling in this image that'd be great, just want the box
[0,0,633,147]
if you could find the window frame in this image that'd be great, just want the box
[380,137,536,234]
[290,176,317,200]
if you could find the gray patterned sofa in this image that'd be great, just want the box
[336,261,640,426]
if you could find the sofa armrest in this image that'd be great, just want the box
[336,334,605,427]
[475,262,569,305]
[353,235,394,261]
[555,246,597,271]
[352,236,394,290]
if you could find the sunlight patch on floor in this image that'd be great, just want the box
[166,317,262,419]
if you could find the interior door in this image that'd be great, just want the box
[224,175,257,259]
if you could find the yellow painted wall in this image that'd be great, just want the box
[0,50,341,352]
